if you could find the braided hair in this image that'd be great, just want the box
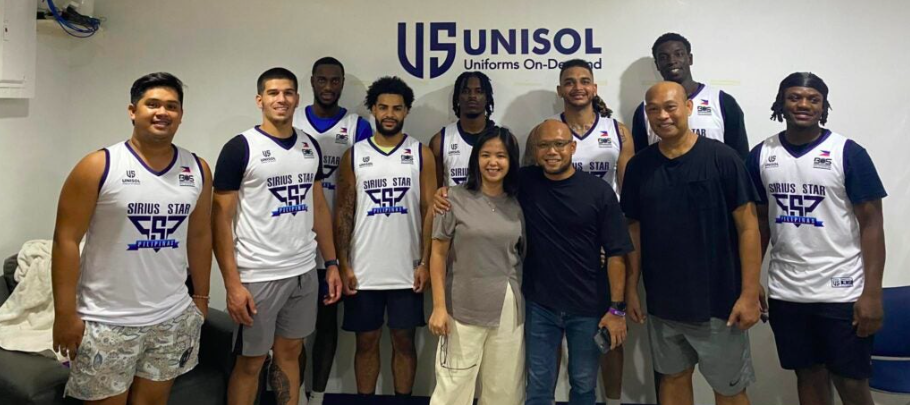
[770,72,831,125]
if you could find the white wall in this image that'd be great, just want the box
[2,1,908,403]
[0,31,77,256]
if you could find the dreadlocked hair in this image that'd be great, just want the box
[452,71,494,117]
[592,95,613,118]
[770,72,831,125]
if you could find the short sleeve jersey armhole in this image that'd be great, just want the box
[213,135,249,191]
[843,139,887,204]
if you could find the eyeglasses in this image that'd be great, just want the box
[438,335,477,371]
[536,140,572,151]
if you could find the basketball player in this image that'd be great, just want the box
[428,71,496,187]
[748,72,886,405]
[52,72,212,404]
[631,33,749,160]
[212,68,341,405]
[334,76,436,398]
[292,56,371,405]
[522,58,634,405]
[524,59,634,191]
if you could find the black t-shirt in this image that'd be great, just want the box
[621,137,759,322]
[213,129,325,191]
[518,166,634,317]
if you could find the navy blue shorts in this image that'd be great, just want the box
[769,299,874,379]
[342,289,426,332]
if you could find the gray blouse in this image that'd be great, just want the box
[432,185,524,327]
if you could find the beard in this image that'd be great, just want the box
[462,110,483,120]
[375,118,404,137]
[563,96,592,109]
[314,96,338,111]
[541,159,572,176]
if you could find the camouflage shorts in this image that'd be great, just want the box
[64,303,204,401]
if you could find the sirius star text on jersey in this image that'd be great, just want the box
[398,22,603,79]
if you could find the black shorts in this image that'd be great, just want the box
[769,299,874,379]
[342,289,426,332]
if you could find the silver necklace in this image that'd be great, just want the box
[482,193,501,212]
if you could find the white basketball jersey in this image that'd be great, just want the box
[552,113,622,192]
[78,141,202,326]
[295,108,361,267]
[440,122,474,187]
[351,136,423,290]
[233,127,322,283]
[757,131,864,302]
[644,84,725,145]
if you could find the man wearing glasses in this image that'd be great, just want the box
[520,119,633,405]
[437,118,632,405]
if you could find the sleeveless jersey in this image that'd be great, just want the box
[78,141,203,326]
[233,127,322,283]
[552,113,622,192]
[756,131,864,302]
[440,122,474,187]
[644,84,725,146]
[294,108,361,268]
[350,136,423,290]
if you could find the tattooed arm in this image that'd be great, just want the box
[334,148,358,295]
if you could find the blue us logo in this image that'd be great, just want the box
[398,22,456,79]
[771,193,825,227]
[127,215,187,251]
[270,183,313,217]
[365,187,410,216]
[398,22,602,79]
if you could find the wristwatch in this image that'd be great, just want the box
[609,301,627,317]
[324,259,339,268]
